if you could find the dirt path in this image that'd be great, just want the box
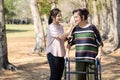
[101,50,120,80]
[0,37,120,80]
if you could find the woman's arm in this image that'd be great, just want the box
[96,45,103,60]
[65,43,71,59]
[58,24,75,40]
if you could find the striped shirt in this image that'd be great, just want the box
[71,24,103,58]
[46,23,65,57]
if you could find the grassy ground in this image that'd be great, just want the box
[6,24,35,38]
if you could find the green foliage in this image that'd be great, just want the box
[87,0,102,14]
[96,2,102,12]
[87,0,93,13]
[4,0,17,19]
[37,0,51,15]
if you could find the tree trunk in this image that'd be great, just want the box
[109,0,119,51]
[51,2,56,9]
[105,0,114,44]
[100,1,109,40]
[0,0,17,71]
[103,0,120,52]
[29,0,46,54]
[92,0,99,26]
[43,14,48,35]
[116,0,120,47]
[50,0,57,9]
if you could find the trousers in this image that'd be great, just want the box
[47,53,64,80]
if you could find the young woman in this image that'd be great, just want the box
[46,8,75,80]
[68,8,103,80]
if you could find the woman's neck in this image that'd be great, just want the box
[79,21,88,28]
[53,21,60,26]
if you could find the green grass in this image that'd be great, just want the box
[6,24,35,38]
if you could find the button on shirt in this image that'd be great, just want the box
[46,23,66,57]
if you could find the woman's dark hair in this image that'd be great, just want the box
[73,8,89,20]
[48,8,61,24]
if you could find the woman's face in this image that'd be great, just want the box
[73,12,82,24]
[53,12,62,23]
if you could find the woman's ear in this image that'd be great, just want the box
[82,15,85,20]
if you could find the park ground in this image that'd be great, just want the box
[0,24,120,80]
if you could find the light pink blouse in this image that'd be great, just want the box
[46,23,66,57]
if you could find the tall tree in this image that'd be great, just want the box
[28,0,46,54]
[92,0,99,26]
[110,0,120,51]
[0,0,16,71]
[92,0,120,52]
[100,0,120,52]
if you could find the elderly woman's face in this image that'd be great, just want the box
[73,12,82,24]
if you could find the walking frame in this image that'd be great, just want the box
[64,45,102,80]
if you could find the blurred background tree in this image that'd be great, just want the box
[4,0,32,24]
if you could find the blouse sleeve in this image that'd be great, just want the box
[93,25,103,47]
[48,24,63,38]
[67,27,75,46]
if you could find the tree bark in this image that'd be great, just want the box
[51,2,56,9]
[100,12,109,40]
[103,0,120,52]
[116,0,120,47]
[110,0,119,50]
[29,0,46,54]
[0,0,17,71]
[50,0,57,9]
[92,0,99,26]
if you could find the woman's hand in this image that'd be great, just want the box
[64,44,71,59]
[95,46,103,60]
[95,53,101,60]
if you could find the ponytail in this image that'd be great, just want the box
[48,15,53,25]
[48,8,61,25]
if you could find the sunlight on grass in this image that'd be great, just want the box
[6,24,35,38]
